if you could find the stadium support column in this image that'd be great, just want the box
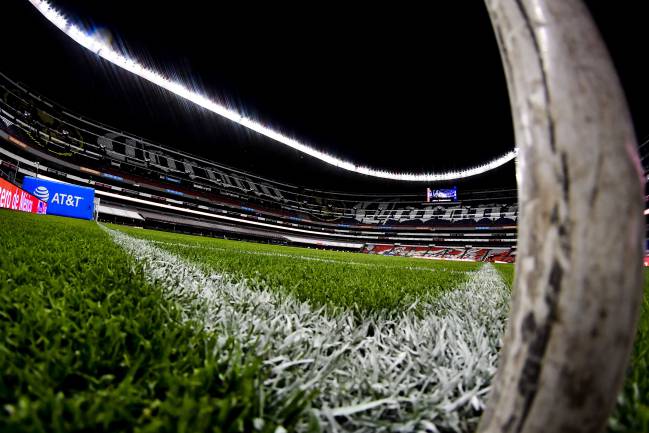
[479,2,644,433]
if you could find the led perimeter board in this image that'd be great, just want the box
[22,176,95,220]
[0,177,48,214]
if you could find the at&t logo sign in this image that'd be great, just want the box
[33,185,50,202]
[32,185,83,207]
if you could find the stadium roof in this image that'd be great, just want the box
[2,1,646,192]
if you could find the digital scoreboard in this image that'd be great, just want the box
[426,186,457,202]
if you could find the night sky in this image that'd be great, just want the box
[2,1,647,193]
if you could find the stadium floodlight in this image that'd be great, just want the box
[28,0,518,182]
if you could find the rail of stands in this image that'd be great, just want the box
[0,139,517,246]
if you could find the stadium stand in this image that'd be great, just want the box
[361,244,516,263]
[0,72,518,260]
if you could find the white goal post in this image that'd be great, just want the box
[479,1,644,432]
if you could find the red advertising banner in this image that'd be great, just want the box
[0,178,48,214]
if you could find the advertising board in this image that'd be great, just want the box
[22,176,95,220]
[0,177,48,214]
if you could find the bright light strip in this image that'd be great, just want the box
[29,0,518,182]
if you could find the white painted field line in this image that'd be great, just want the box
[145,239,473,275]
[104,226,509,433]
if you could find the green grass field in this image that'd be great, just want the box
[107,224,478,315]
[0,210,310,432]
[1,210,646,432]
[611,273,649,432]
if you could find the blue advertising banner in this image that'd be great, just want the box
[22,176,95,220]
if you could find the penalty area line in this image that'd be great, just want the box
[103,225,510,432]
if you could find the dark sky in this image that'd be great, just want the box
[1,1,646,193]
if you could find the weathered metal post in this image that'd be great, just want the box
[479,1,644,432]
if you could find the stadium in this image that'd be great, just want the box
[0,1,647,432]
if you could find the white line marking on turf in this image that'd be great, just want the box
[104,226,509,433]
[145,239,472,274]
